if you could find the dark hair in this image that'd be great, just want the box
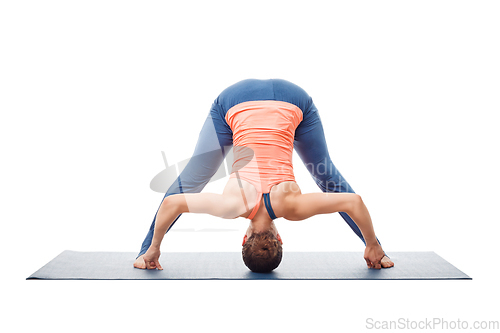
[242,230,283,273]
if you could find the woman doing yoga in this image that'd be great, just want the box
[136,79,394,272]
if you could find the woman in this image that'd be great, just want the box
[135,79,394,272]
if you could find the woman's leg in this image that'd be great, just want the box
[137,102,233,258]
[293,100,383,247]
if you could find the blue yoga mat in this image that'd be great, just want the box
[27,251,471,280]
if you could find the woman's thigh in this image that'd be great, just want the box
[294,102,354,193]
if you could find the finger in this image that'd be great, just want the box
[146,261,155,270]
[156,261,163,270]
[373,257,382,269]
[376,254,385,269]
[365,258,372,268]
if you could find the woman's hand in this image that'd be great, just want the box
[143,246,163,270]
[364,243,385,269]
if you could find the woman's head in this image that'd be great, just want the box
[242,229,283,273]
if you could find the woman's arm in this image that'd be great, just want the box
[143,180,252,269]
[150,193,244,248]
[286,192,378,245]
[284,192,385,268]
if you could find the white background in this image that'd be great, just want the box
[1,0,499,332]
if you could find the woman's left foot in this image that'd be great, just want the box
[133,255,146,269]
[381,255,394,268]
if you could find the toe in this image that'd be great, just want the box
[381,257,394,268]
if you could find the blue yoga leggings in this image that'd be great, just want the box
[137,79,382,257]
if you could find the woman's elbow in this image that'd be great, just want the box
[345,194,364,215]
[160,195,186,214]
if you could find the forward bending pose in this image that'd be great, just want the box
[134,79,394,272]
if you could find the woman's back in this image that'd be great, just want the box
[225,100,303,194]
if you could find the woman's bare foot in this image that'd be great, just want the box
[135,253,393,269]
[381,255,394,268]
[133,255,146,269]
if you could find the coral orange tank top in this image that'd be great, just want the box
[225,100,303,219]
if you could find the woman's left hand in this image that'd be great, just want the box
[143,247,163,270]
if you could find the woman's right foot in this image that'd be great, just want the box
[133,255,146,269]
[381,255,394,268]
